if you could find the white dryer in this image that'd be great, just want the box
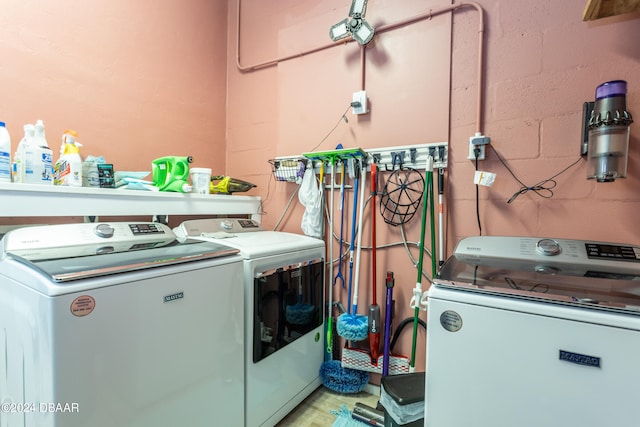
[174,219,325,427]
[0,222,244,427]
[426,236,640,427]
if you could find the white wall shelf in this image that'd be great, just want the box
[0,183,262,219]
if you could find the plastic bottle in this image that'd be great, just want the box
[0,122,11,183]
[13,124,34,183]
[54,130,83,186]
[26,119,53,185]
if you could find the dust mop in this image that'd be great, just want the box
[319,155,369,394]
[337,160,368,341]
[409,156,435,372]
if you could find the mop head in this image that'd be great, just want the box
[330,404,371,427]
[285,303,315,325]
[320,360,369,394]
[336,313,369,341]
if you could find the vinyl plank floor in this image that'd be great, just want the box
[276,385,381,427]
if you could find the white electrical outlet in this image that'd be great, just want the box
[352,90,368,115]
[467,141,485,160]
[467,132,490,160]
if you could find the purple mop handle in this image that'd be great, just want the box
[382,272,394,376]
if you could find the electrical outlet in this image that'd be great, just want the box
[467,133,490,160]
[468,141,485,160]
[352,90,368,115]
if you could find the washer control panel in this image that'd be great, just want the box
[453,236,640,272]
[2,222,175,260]
[585,243,640,262]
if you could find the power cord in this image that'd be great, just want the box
[491,147,583,204]
[307,105,351,153]
[474,147,482,236]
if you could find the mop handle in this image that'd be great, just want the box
[382,271,394,377]
[430,167,438,278]
[352,159,367,313]
[326,160,334,359]
[346,160,360,313]
[371,161,377,305]
[410,157,433,370]
[438,168,445,266]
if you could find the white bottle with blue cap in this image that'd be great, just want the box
[0,121,11,183]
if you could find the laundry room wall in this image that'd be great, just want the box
[227,0,454,375]
[226,0,640,377]
[448,0,640,246]
[0,0,228,184]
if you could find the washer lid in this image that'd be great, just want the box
[6,240,239,282]
[1,222,239,282]
[436,236,640,315]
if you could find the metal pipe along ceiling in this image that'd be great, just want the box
[235,0,485,134]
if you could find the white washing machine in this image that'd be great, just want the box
[425,236,640,427]
[0,222,244,427]
[174,219,325,427]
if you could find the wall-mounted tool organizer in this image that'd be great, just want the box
[269,142,449,183]
[367,142,448,171]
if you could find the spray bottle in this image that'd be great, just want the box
[54,130,83,186]
[151,156,193,192]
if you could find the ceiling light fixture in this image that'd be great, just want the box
[329,0,375,45]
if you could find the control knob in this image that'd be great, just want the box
[536,238,561,256]
[95,224,115,238]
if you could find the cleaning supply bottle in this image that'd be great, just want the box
[151,156,193,192]
[28,119,53,185]
[13,124,35,183]
[18,124,37,184]
[54,130,83,186]
[0,122,11,183]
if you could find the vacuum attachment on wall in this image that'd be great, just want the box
[585,80,634,183]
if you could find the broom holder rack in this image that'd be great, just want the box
[270,142,448,186]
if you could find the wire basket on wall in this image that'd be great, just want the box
[268,158,306,183]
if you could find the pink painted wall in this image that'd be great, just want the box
[1,0,639,383]
[449,1,640,247]
[227,0,640,378]
[0,0,228,176]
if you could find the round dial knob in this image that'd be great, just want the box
[220,220,234,231]
[536,238,561,256]
[95,224,115,238]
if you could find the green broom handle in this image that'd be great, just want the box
[410,160,433,369]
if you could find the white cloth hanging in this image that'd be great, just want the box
[298,167,323,238]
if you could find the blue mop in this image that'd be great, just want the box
[320,360,369,394]
[337,160,368,341]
